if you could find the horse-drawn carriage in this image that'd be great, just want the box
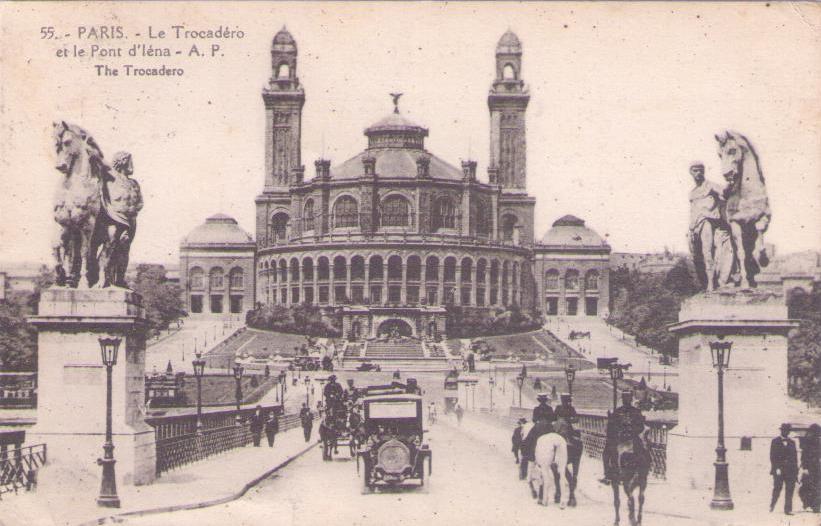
[355,383,432,492]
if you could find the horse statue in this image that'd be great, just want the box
[605,417,651,526]
[51,121,142,288]
[529,429,570,508]
[715,131,771,288]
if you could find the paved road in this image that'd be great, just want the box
[122,416,694,526]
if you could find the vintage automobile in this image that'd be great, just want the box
[356,386,431,491]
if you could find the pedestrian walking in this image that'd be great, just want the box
[300,403,314,442]
[799,423,820,513]
[770,423,799,515]
[249,405,264,447]
[511,418,526,464]
[454,404,464,426]
[265,411,279,447]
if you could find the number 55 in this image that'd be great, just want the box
[40,27,55,39]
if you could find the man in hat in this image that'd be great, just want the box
[512,418,527,464]
[602,391,645,485]
[323,374,343,410]
[770,423,799,514]
[532,393,556,426]
[555,394,578,428]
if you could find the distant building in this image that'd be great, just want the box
[533,215,611,317]
[0,263,43,301]
[179,213,256,316]
[611,250,685,274]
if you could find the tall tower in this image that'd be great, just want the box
[488,30,530,190]
[262,27,305,190]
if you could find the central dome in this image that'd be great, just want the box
[364,111,429,150]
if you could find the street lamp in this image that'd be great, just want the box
[489,376,495,412]
[564,362,577,399]
[233,362,244,425]
[192,351,206,433]
[516,374,524,408]
[96,337,121,508]
[609,364,625,412]
[304,376,311,406]
[709,340,734,510]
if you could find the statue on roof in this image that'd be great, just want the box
[390,92,403,114]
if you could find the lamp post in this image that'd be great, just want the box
[516,374,524,408]
[564,362,576,399]
[233,362,244,425]
[709,340,734,510]
[489,376,495,412]
[192,351,206,433]
[96,337,121,508]
[609,364,624,412]
[304,376,311,406]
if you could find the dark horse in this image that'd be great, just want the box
[605,419,651,526]
[554,419,583,507]
[319,418,339,461]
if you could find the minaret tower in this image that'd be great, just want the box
[262,27,305,190]
[488,30,530,190]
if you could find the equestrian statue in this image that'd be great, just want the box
[51,121,142,288]
[688,131,770,290]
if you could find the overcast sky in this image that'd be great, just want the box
[1,2,819,266]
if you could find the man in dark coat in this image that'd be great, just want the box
[532,394,556,425]
[323,375,344,410]
[249,405,264,447]
[264,412,279,447]
[602,392,645,484]
[799,423,820,513]
[555,394,578,427]
[511,418,526,464]
[770,423,799,514]
[300,403,314,442]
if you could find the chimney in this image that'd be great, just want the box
[461,160,477,181]
[314,159,330,180]
[416,154,431,179]
[487,167,499,185]
[362,156,376,176]
[292,165,305,184]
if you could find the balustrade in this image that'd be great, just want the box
[0,443,46,498]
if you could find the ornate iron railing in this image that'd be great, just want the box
[148,406,307,477]
[575,413,673,479]
[0,444,47,498]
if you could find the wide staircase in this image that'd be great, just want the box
[365,340,424,359]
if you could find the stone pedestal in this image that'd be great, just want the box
[668,289,797,497]
[28,287,156,486]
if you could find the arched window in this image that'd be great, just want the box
[425,256,439,282]
[190,267,204,289]
[278,260,288,282]
[229,267,244,289]
[545,269,559,290]
[270,261,277,283]
[317,257,330,281]
[381,195,411,227]
[277,63,290,79]
[290,258,300,281]
[502,214,518,242]
[270,212,289,243]
[461,258,473,283]
[369,255,384,280]
[443,257,457,283]
[302,258,314,281]
[503,63,516,80]
[388,255,403,280]
[474,199,492,236]
[303,199,315,232]
[565,269,580,291]
[585,270,599,291]
[406,256,422,281]
[476,259,488,282]
[209,267,224,289]
[432,197,456,231]
[333,196,359,228]
[333,256,347,280]
[351,256,366,281]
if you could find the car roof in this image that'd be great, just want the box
[363,393,422,403]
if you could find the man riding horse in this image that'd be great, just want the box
[605,391,651,526]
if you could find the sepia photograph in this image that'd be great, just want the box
[0,2,820,525]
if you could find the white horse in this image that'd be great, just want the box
[529,432,569,508]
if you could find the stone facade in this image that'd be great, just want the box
[533,215,611,318]
[180,214,256,316]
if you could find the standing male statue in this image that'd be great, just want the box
[687,162,733,290]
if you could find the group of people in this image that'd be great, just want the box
[248,406,280,448]
[769,422,821,515]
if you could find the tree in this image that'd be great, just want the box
[128,264,185,335]
[787,286,821,406]
[0,266,54,371]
